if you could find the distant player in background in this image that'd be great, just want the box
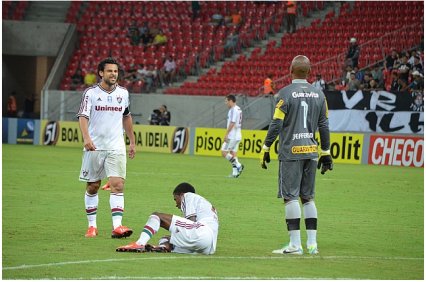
[77,57,136,239]
[260,55,333,255]
[221,94,244,178]
[116,182,218,255]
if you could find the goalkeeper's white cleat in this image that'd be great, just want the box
[307,244,319,255]
[272,244,303,255]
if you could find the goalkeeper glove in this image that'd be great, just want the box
[260,145,271,169]
[317,150,333,175]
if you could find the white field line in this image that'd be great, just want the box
[3,255,423,271]
[35,276,357,280]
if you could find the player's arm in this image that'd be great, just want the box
[317,99,333,174]
[122,108,136,159]
[78,116,96,151]
[225,121,235,142]
[260,99,285,169]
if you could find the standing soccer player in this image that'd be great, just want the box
[116,182,218,255]
[77,57,136,239]
[221,94,244,178]
[259,55,333,255]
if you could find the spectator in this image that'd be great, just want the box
[127,28,141,46]
[408,71,424,91]
[148,109,161,125]
[342,65,353,84]
[160,55,176,86]
[385,49,399,71]
[264,74,276,94]
[159,105,171,126]
[361,73,372,90]
[137,65,157,92]
[345,37,360,68]
[312,74,326,91]
[224,31,239,57]
[353,66,364,82]
[7,92,17,117]
[286,1,297,34]
[123,64,138,83]
[371,63,384,87]
[127,20,139,37]
[390,71,399,91]
[152,29,167,46]
[71,69,84,90]
[369,79,382,91]
[210,10,224,26]
[191,1,200,20]
[148,23,161,40]
[396,54,412,82]
[23,94,35,118]
[411,55,423,74]
[138,22,149,37]
[226,10,242,26]
[347,71,361,91]
[84,69,97,86]
[397,78,409,92]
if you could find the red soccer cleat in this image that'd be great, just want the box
[85,226,98,238]
[111,225,133,238]
[116,242,146,252]
[101,181,111,191]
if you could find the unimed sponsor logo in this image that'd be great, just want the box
[369,135,424,167]
[95,105,123,112]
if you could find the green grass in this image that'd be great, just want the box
[2,144,424,279]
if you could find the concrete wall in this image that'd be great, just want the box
[2,20,70,56]
[42,91,275,129]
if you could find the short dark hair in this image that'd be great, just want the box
[98,57,120,78]
[226,94,236,102]
[173,182,196,195]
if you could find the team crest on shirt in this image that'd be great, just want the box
[116,96,123,104]
[82,170,88,177]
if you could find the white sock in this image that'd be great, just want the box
[110,192,124,229]
[234,157,241,168]
[285,200,301,248]
[85,192,98,228]
[303,201,318,246]
[137,215,161,245]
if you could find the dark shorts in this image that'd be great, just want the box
[278,159,317,201]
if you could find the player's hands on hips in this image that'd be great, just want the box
[317,150,333,174]
[128,143,136,159]
[260,145,270,169]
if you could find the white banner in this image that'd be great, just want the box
[329,110,424,134]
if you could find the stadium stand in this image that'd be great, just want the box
[59,1,423,97]
[2,1,29,20]
[168,1,423,96]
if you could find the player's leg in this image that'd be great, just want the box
[273,160,303,254]
[300,159,319,254]
[116,212,173,252]
[222,139,242,177]
[169,215,214,254]
[105,151,133,238]
[80,151,105,238]
[230,140,244,177]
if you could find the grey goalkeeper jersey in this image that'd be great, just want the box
[264,79,330,161]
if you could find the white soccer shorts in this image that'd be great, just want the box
[221,139,241,153]
[79,150,127,182]
[169,215,216,255]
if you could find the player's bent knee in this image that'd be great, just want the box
[87,182,101,194]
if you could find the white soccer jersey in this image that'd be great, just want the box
[181,192,219,234]
[76,83,130,152]
[226,105,242,140]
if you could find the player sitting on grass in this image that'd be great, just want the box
[116,182,219,254]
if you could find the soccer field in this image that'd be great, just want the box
[2,144,424,279]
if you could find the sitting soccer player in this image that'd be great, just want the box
[116,182,219,255]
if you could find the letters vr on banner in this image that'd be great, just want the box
[325,90,424,134]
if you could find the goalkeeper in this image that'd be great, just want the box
[259,55,332,256]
